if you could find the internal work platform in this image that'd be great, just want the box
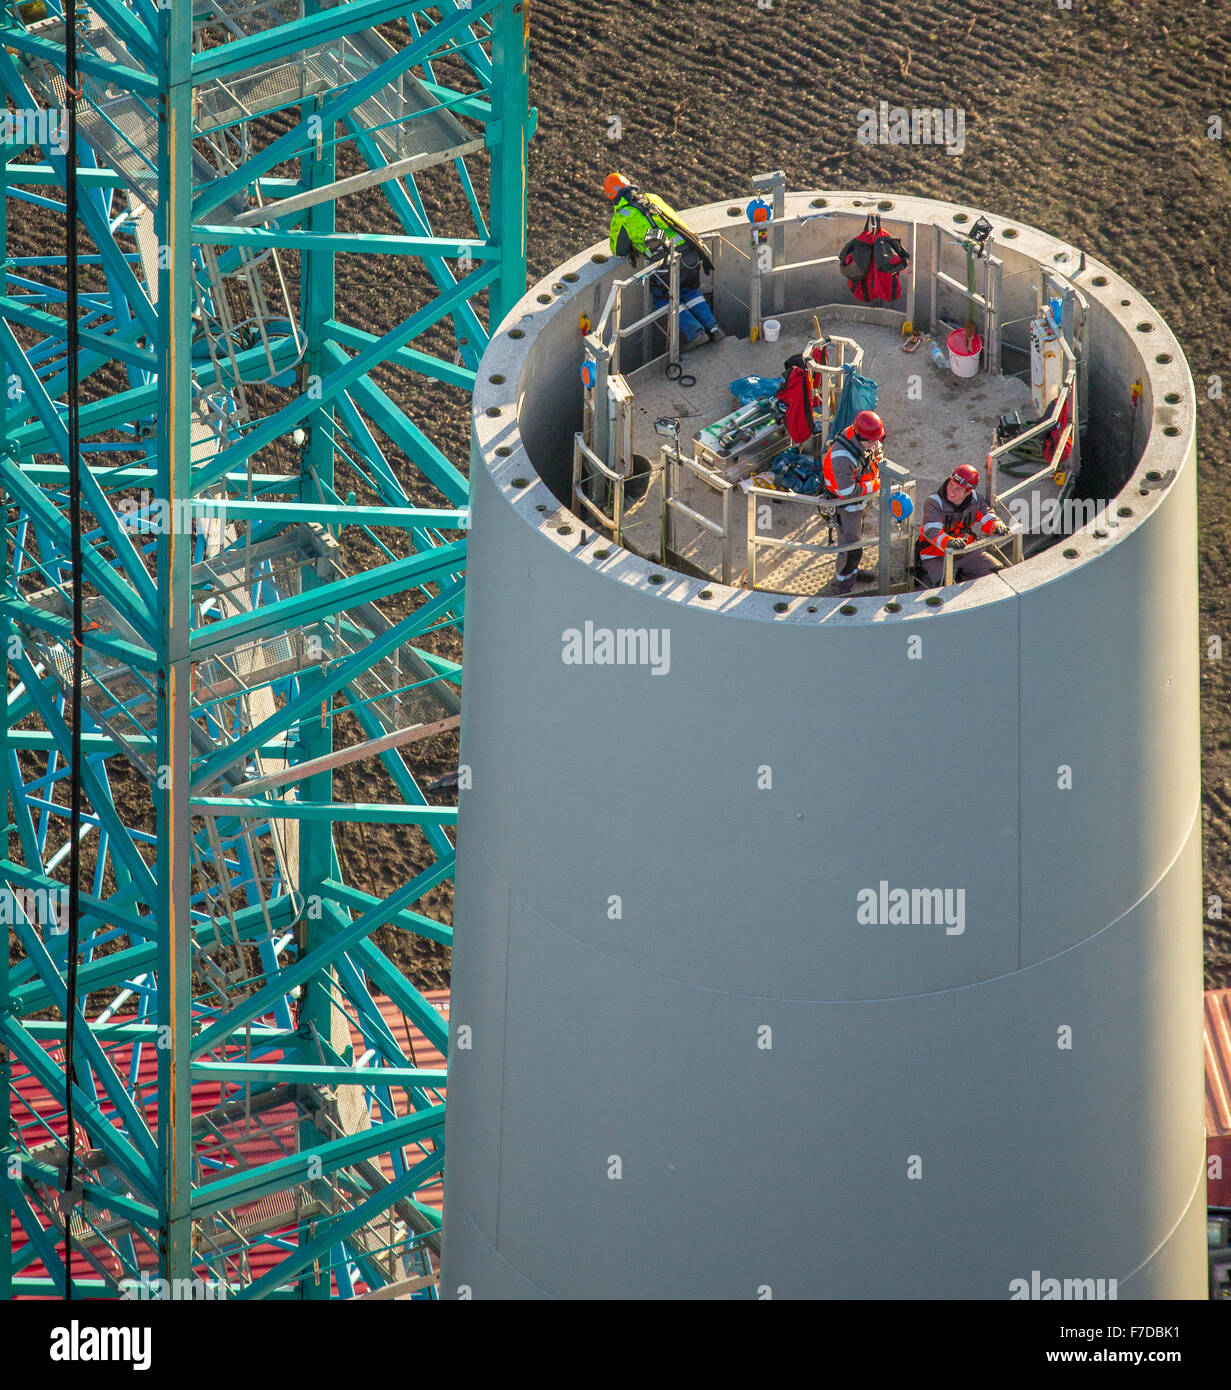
[571,179,1088,597]
[623,313,1046,593]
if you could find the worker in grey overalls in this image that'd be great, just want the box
[822,410,885,595]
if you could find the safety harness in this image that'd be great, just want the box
[838,214,911,304]
[612,186,714,274]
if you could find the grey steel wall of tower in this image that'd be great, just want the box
[441,194,1205,1298]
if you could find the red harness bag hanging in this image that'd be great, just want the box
[839,215,911,304]
[869,216,910,303]
[776,363,815,444]
[838,217,878,302]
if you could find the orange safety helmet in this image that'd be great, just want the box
[604,172,631,201]
[852,410,885,442]
[949,464,980,491]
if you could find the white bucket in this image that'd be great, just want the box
[762,319,781,343]
[947,328,982,378]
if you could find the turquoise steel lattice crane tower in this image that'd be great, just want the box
[0,0,529,1299]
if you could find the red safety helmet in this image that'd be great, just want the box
[852,410,885,442]
[604,172,631,201]
[949,464,980,491]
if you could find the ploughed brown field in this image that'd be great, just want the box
[6,0,1229,992]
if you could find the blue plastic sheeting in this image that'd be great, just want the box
[765,447,826,495]
[827,363,879,441]
[729,374,783,406]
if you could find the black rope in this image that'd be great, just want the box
[62,0,83,1304]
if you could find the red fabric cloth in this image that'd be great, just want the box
[776,366,814,443]
[840,219,909,303]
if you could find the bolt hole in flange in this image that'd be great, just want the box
[885,601,901,613]
[1162,426,1181,437]
[1118,506,1133,517]
[840,604,857,615]
[1092,275,1109,286]
[648,573,665,585]
[1001,228,1018,239]
[495,446,511,457]
[511,477,529,489]
[699,589,714,600]
[1063,548,1079,558]
[925,596,942,608]
[1146,470,1163,482]
[774,601,789,613]
[1156,352,1172,364]
[1164,392,1181,404]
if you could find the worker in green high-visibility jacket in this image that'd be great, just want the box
[604,172,725,350]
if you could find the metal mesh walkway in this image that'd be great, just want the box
[17,8,480,215]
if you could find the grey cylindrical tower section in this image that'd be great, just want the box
[442,193,1205,1299]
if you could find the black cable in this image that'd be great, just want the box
[62,1,83,1304]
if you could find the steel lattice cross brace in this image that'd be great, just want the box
[0,0,529,1299]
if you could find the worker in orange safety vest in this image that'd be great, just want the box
[822,410,883,595]
[918,464,1009,586]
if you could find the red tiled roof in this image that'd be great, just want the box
[1205,988,1231,1207]
[8,990,449,1295]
